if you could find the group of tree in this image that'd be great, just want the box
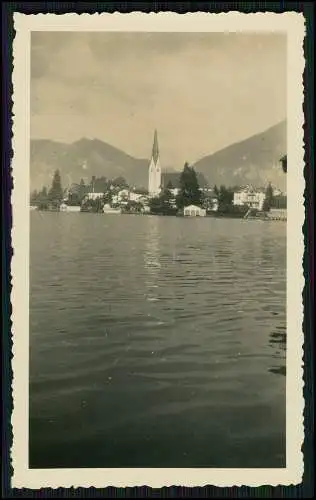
[213,185,235,212]
[149,162,203,215]
[30,169,63,210]
[148,163,241,216]
[80,197,105,213]
[175,163,203,209]
[149,183,178,215]
[262,182,274,212]
[31,172,135,210]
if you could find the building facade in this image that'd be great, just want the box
[85,192,104,201]
[233,186,266,211]
[184,205,206,217]
[148,130,162,197]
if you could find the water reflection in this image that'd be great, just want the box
[268,327,286,376]
[144,217,161,300]
[30,214,286,468]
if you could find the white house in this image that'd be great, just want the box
[184,205,206,217]
[118,189,129,199]
[170,187,180,197]
[86,192,104,201]
[233,186,266,210]
[129,192,144,203]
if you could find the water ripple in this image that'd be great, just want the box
[29,212,286,468]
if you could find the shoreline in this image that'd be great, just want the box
[30,206,286,221]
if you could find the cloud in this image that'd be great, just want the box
[31,32,287,166]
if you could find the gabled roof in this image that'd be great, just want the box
[184,204,203,210]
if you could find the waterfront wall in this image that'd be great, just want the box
[267,209,287,221]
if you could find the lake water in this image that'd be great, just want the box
[29,212,286,468]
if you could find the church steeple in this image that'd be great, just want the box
[152,129,159,164]
[148,129,162,196]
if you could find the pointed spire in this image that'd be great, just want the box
[152,129,159,164]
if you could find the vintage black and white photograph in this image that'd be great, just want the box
[11,12,305,488]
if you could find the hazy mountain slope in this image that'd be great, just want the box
[193,120,287,190]
[30,138,149,190]
[31,120,286,192]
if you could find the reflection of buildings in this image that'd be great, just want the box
[144,218,161,288]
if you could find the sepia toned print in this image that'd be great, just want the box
[11,12,305,488]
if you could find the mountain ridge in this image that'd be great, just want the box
[192,120,286,190]
[30,120,286,191]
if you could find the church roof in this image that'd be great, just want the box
[152,129,159,163]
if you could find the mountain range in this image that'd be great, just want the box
[30,120,286,192]
[193,120,286,190]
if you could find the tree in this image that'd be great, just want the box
[166,180,174,190]
[67,192,81,206]
[102,190,112,205]
[176,162,202,209]
[213,185,219,197]
[48,170,63,207]
[112,176,128,189]
[37,186,49,210]
[79,178,87,201]
[125,200,143,213]
[217,185,234,209]
[263,182,274,212]
[81,197,104,213]
[30,189,38,205]
[149,185,177,215]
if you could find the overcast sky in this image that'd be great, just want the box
[31,32,286,168]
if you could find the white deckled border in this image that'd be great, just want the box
[11,11,306,489]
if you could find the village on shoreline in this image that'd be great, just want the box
[30,132,287,221]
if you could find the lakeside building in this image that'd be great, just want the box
[233,185,266,211]
[184,205,206,217]
[86,192,105,201]
[112,189,148,205]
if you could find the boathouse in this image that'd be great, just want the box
[184,205,206,217]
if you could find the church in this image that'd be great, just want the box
[147,130,208,197]
[148,129,162,197]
